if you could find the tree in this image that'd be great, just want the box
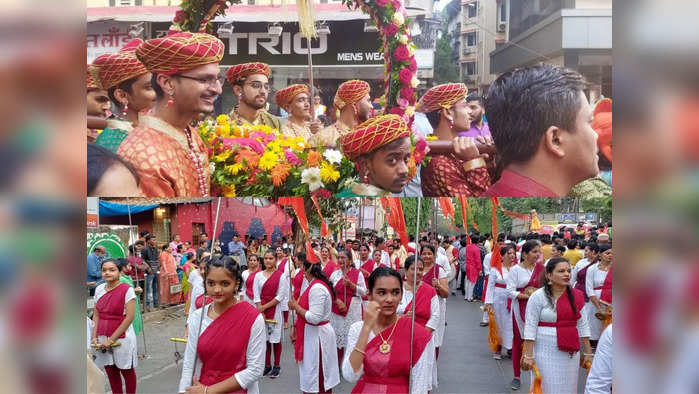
[401,198,434,235]
[433,30,459,85]
[580,197,612,224]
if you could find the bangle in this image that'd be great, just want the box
[353,347,366,355]
[204,386,208,394]
[523,355,534,360]
[462,157,486,172]
[583,353,594,356]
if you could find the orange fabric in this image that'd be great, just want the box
[416,83,468,113]
[487,308,502,352]
[458,197,470,243]
[275,84,310,109]
[379,197,409,247]
[225,62,271,84]
[340,114,410,160]
[90,39,148,90]
[136,32,224,75]
[490,197,503,276]
[310,195,329,238]
[592,98,612,163]
[530,365,543,394]
[437,197,456,223]
[334,80,370,110]
[87,64,99,90]
[420,155,490,196]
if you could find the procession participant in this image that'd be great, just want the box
[87,65,110,142]
[520,257,593,393]
[288,254,341,394]
[464,235,482,302]
[91,39,155,153]
[241,254,261,305]
[313,95,327,119]
[225,62,281,129]
[387,244,401,271]
[584,325,612,394]
[584,244,612,344]
[91,259,138,394]
[349,239,361,264]
[276,247,293,329]
[118,32,224,197]
[397,255,439,333]
[417,83,491,196]
[292,254,309,302]
[484,244,516,360]
[274,84,322,140]
[572,243,599,299]
[484,64,599,197]
[358,248,382,309]
[178,255,265,394]
[337,114,411,197]
[329,250,366,364]
[87,143,142,197]
[253,250,288,378]
[181,252,196,311]
[187,253,210,319]
[459,94,492,140]
[314,80,372,147]
[159,244,181,306]
[342,267,435,393]
[320,246,339,279]
[357,244,374,278]
[420,244,448,362]
[505,240,545,391]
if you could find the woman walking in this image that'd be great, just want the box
[329,250,366,365]
[484,244,516,360]
[397,255,439,333]
[241,254,261,305]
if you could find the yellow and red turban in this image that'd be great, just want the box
[340,114,410,160]
[592,98,612,163]
[135,32,224,75]
[416,83,468,113]
[334,80,370,110]
[87,64,99,90]
[89,39,149,90]
[275,84,310,109]
[225,62,271,85]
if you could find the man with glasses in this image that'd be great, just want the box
[225,62,282,129]
[117,32,225,197]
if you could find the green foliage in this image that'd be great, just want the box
[401,198,434,234]
[580,197,612,223]
[433,30,459,84]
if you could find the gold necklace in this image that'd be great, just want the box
[287,120,309,137]
[377,317,399,354]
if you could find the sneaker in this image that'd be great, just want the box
[510,378,521,390]
[270,366,280,378]
[506,349,512,359]
[263,365,272,376]
[493,353,502,360]
[480,322,488,327]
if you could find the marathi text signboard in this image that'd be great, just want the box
[87,21,133,63]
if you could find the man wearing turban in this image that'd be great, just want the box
[225,62,281,129]
[274,84,322,140]
[314,80,373,147]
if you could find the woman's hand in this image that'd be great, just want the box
[135,286,143,294]
[185,377,207,394]
[518,293,529,300]
[336,300,347,313]
[581,353,594,369]
[99,338,113,349]
[520,355,534,371]
[484,304,493,313]
[287,298,297,311]
[363,301,380,330]
[431,278,440,288]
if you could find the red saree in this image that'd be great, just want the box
[260,271,282,319]
[403,284,437,327]
[294,280,332,362]
[517,263,544,322]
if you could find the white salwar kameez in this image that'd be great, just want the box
[277,259,293,313]
[188,269,204,317]
[571,258,594,288]
[425,259,448,388]
[240,270,257,305]
[329,270,366,349]
[396,286,440,332]
[253,271,289,343]
[506,264,537,336]
[178,304,265,393]
[92,284,138,370]
[342,321,435,394]
[485,266,513,350]
[523,289,590,394]
[481,252,493,323]
[584,263,610,340]
[585,325,613,394]
[299,283,340,393]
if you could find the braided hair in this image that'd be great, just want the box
[541,257,576,312]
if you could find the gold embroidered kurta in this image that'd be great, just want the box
[117,115,210,197]
[228,107,282,130]
[312,121,351,147]
[280,119,313,141]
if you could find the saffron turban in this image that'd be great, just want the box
[135,32,224,75]
[340,114,410,160]
[334,80,370,110]
[225,62,271,85]
[416,83,468,113]
[89,39,149,90]
[275,84,310,109]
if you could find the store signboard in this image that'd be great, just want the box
[87,21,133,63]
[87,197,99,228]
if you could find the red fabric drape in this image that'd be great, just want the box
[490,197,503,276]
[279,197,318,263]
[379,197,409,247]
[537,289,585,353]
[600,267,612,304]
[311,195,329,238]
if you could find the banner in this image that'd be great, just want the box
[490,197,503,276]
[379,197,409,247]
[310,195,329,238]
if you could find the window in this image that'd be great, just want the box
[466,1,478,18]
[465,31,477,47]
[498,2,507,23]
[463,61,477,76]
[248,0,255,4]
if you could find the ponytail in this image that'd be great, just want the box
[299,254,335,299]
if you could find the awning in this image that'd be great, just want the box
[99,200,158,217]
[87,3,426,23]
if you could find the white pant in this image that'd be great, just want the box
[464,279,476,300]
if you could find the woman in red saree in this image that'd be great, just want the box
[398,256,439,333]
[159,244,181,306]
[276,247,292,329]
[342,266,435,393]
[178,255,265,394]
[91,259,137,394]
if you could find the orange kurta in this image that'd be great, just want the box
[159,251,181,305]
[117,115,210,197]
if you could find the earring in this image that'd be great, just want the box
[363,172,369,184]
[448,117,454,129]
[547,280,552,285]
[167,92,175,106]
[121,102,128,117]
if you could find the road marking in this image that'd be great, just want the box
[137,362,178,383]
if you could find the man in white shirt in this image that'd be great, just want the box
[374,237,390,267]
[585,325,612,394]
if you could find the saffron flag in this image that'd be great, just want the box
[490,197,503,276]
[278,197,318,262]
[310,195,329,238]
[380,197,409,247]
[458,197,471,244]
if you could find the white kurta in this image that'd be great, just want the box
[299,283,340,393]
[523,289,590,394]
[584,263,610,340]
[485,266,513,350]
[342,321,435,394]
[329,270,367,349]
[571,258,593,288]
[585,324,613,394]
[253,271,289,343]
[397,286,440,332]
[506,264,536,335]
[92,284,138,370]
[481,252,493,323]
[188,269,204,317]
[240,269,256,305]
[427,259,449,348]
[276,259,293,312]
[178,305,265,394]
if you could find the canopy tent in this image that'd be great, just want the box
[99,200,158,217]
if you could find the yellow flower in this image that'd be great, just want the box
[216,123,231,137]
[232,126,242,137]
[320,161,340,183]
[213,150,231,162]
[259,151,279,171]
[224,163,243,175]
[216,114,229,125]
[221,184,236,197]
[426,135,438,141]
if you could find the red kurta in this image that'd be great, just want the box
[420,154,491,197]
[159,251,181,305]
[465,243,481,283]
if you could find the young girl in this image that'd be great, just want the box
[398,255,439,333]
[484,244,516,360]
[91,258,138,394]
[253,250,288,379]
[178,255,265,393]
[288,253,341,394]
[276,247,293,329]
[241,254,261,305]
[329,250,366,364]
[342,267,435,393]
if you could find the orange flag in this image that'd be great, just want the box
[438,197,456,224]
[458,197,471,244]
[490,197,503,276]
[310,195,329,238]
[380,197,409,247]
[278,197,318,262]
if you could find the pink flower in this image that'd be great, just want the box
[312,188,332,198]
[408,57,417,72]
[174,10,186,22]
[376,0,390,6]
[391,0,402,11]
[284,150,302,165]
[397,98,409,109]
[383,24,398,36]
[413,138,428,163]
[389,107,405,116]
[393,45,410,62]
[400,86,414,100]
[399,68,413,84]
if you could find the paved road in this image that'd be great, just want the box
[126,294,588,393]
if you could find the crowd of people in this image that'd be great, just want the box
[86,31,612,199]
[87,222,613,393]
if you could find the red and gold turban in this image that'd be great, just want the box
[416,83,468,113]
[592,98,612,163]
[90,39,149,90]
[225,62,271,85]
[340,114,410,160]
[135,32,224,75]
[275,84,310,109]
[87,64,99,90]
[334,80,370,110]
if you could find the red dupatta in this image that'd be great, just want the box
[245,270,260,301]
[359,260,375,301]
[322,260,338,278]
[538,288,585,353]
[517,263,544,322]
[292,270,305,300]
[294,279,332,362]
[573,260,594,302]
[403,284,437,327]
[195,294,214,309]
[260,270,283,319]
[600,267,612,304]
[95,283,130,338]
[332,268,360,317]
[197,302,260,392]
[276,258,289,274]
[422,263,443,286]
